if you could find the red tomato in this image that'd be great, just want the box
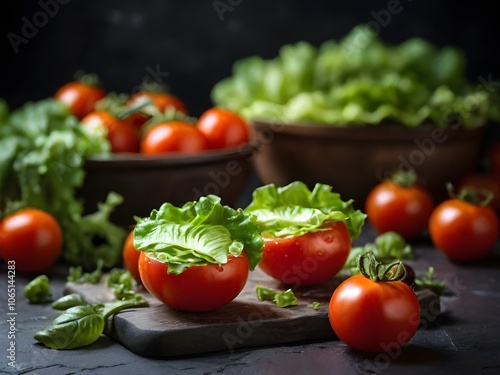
[365,179,434,239]
[259,221,351,287]
[54,81,106,119]
[138,251,249,312]
[0,208,63,274]
[122,231,141,282]
[81,111,140,153]
[130,91,187,114]
[197,107,249,149]
[329,274,420,352]
[458,173,500,212]
[429,198,499,261]
[140,121,207,155]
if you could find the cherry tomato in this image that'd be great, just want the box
[458,173,500,212]
[365,176,434,239]
[54,81,106,119]
[259,221,351,287]
[81,111,140,153]
[122,231,141,282]
[130,91,187,114]
[197,107,250,149]
[329,274,420,352]
[138,251,249,312]
[429,198,499,261]
[140,121,207,155]
[0,208,63,274]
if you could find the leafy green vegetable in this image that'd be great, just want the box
[244,181,365,239]
[310,302,321,310]
[105,268,144,301]
[212,25,500,128]
[415,267,447,296]
[52,294,88,310]
[255,285,298,308]
[34,297,147,350]
[343,231,413,274]
[133,195,264,274]
[24,275,52,304]
[0,99,126,269]
[67,259,104,284]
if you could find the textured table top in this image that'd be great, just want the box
[1,222,500,375]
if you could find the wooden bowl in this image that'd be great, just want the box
[249,121,487,208]
[79,146,255,228]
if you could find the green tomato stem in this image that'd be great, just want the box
[357,252,406,282]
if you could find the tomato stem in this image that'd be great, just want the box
[357,252,406,282]
[447,182,494,206]
[391,169,417,188]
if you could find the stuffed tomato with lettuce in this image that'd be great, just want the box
[133,195,263,312]
[245,182,366,287]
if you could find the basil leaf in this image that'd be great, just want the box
[245,181,366,239]
[34,305,105,350]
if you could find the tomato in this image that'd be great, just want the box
[81,111,140,153]
[329,274,420,352]
[259,221,351,287]
[429,198,499,261]
[458,173,500,212]
[138,251,249,312]
[122,231,141,282]
[130,91,187,114]
[365,176,434,239]
[0,208,62,274]
[54,81,106,119]
[140,121,207,155]
[197,107,250,149]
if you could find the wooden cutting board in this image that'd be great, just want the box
[65,269,438,359]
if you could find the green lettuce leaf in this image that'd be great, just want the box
[244,181,366,239]
[133,195,263,274]
[211,25,500,128]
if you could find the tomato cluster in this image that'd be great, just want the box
[54,76,250,155]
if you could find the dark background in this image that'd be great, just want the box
[2,0,500,118]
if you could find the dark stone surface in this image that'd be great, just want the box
[2,224,500,374]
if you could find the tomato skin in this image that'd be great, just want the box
[81,111,140,153]
[365,181,434,239]
[138,252,249,312]
[197,107,249,149]
[140,121,207,155]
[259,221,351,287]
[130,91,187,114]
[429,199,499,261]
[54,81,106,119]
[329,274,420,352]
[0,209,63,274]
[122,231,141,282]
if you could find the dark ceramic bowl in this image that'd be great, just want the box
[249,121,487,209]
[79,146,255,228]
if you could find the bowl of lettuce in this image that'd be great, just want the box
[211,25,499,206]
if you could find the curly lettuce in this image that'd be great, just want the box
[244,181,366,239]
[212,25,500,128]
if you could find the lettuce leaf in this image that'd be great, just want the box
[244,181,366,239]
[133,195,264,274]
[0,99,126,269]
[212,25,500,128]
